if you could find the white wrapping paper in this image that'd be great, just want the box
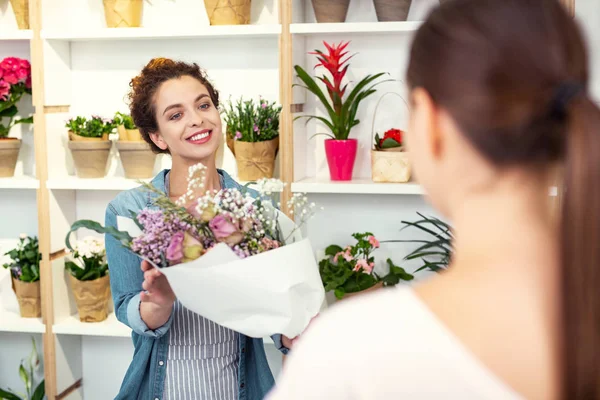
[117,212,325,338]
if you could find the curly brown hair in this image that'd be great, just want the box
[127,58,220,154]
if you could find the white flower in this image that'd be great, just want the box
[19,233,27,240]
[256,178,284,194]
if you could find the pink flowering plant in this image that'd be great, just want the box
[319,232,413,299]
[64,163,316,267]
[223,96,281,143]
[0,57,33,138]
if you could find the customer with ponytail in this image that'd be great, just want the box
[267,0,600,398]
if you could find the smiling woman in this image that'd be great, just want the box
[103,58,288,400]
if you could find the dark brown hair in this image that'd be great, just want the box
[407,0,600,397]
[127,58,220,153]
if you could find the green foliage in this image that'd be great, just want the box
[64,238,108,282]
[0,81,33,139]
[319,232,413,299]
[113,111,136,129]
[0,337,44,400]
[65,115,117,138]
[2,236,41,283]
[222,97,281,142]
[65,220,132,253]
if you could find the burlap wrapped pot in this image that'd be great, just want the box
[69,274,111,322]
[233,137,279,181]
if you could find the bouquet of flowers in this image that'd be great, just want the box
[319,232,413,299]
[65,163,325,338]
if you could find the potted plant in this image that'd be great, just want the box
[371,128,411,183]
[319,232,413,300]
[223,97,282,181]
[66,115,115,178]
[203,0,251,25]
[373,0,412,21]
[0,57,33,177]
[65,237,111,322]
[294,41,390,181]
[2,235,42,318]
[103,0,143,28]
[0,337,45,400]
[9,0,29,29]
[311,0,350,23]
[114,111,156,179]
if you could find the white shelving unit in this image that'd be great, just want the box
[47,177,151,191]
[292,177,424,195]
[0,176,40,189]
[0,30,33,40]
[53,313,131,338]
[290,21,422,35]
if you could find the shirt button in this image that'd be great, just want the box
[241,347,246,353]
[240,383,245,389]
[159,361,164,366]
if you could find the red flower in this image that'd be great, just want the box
[3,72,18,85]
[0,57,19,72]
[25,76,31,89]
[379,128,403,147]
[0,80,10,101]
[309,41,354,114]
[16,68,28,82]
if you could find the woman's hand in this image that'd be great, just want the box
[282,314,320,350]
[139,260,176,329]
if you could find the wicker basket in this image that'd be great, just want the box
[103,0,143,28]
[203,0,251,25]
[10,0,29,29]
[370,92,411,183]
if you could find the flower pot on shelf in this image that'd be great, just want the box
[371,148,411,183]
[341,281,384,300]
[67,131,111,178]
[311,0,350,23]
[203,0,251,25]
[11,278,41,318]
[233,136,279,181]
[9,0,29,29]
[324,139,357,181]
[116,141,156,179]
[69,274,111,322]
[117,125,143,142]
[373,0,412,22]
[102,0,143,28]
[0,138,21,177]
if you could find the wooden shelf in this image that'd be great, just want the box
[53,313,131,338]
[0,309,45,334]
[290,21,422,35]
[291,177,424,195]
[0,176,40,189]
[41,25,282,41]
[47,177,151,191]
[0,30,33,40]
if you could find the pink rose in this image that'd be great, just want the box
[3,73,18,85]
[238,217,253,233]
[0,80,10,101]
[260,237,280,251]
[182,232,203,262]
[209,214,244,245]
[353,259,373,274]
[166,231,185,264]
[368,235,380,248]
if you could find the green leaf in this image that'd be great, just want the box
[0,388,21,400]
[381,138,401,148]
[308,132,336,140]
[65,219,132,251]
[294,65,339,134]
[324,245,343,257]
[19,364,30,394]
[294,114,336,132]
[13,116,33,125]
[405,251,448,260]
[31,380,45,400]
[0,105,18,118]
[334,288,346,299]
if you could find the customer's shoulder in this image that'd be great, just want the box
[107,170,168,215]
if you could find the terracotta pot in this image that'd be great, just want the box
[68,131,109,141]
[373,0,412,22]
[311,0,350,23]
[9,0,29,29]
[371,149,411,183]
[342,281,384,300]
[117,125,143,141]
[11,277,41,318]
[116,140,157,179]
[324,139,357,181]
[69,274,111,322]
[68,139,112,178]
[0,138,21,177]
[233,137,279,181]
[203,0,251,25]
[102,0,143,28]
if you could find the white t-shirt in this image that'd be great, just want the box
[266,286,523,399]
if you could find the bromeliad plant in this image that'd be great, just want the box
[0,337,45,400]
[223,97,281,143]
[374,128,404,151]
[65,237,108,281]
[0,57,33,138]
[319,232,413,299]
[65,115,117,139]
[2,235,41,283]
[294,41,391,140]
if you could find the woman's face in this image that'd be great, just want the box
[150,75,221,164]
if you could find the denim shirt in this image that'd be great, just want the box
[105,169,287,400]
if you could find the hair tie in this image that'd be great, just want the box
[550,82,585,119]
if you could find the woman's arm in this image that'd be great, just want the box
[105,203,175,337]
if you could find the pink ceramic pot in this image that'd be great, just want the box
[324,139,358,181]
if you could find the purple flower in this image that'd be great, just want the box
[166,231,184,264]
[235,131,242,140]
[267,118,272,124]
[253,124,259,132]
[261,103,267,109]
